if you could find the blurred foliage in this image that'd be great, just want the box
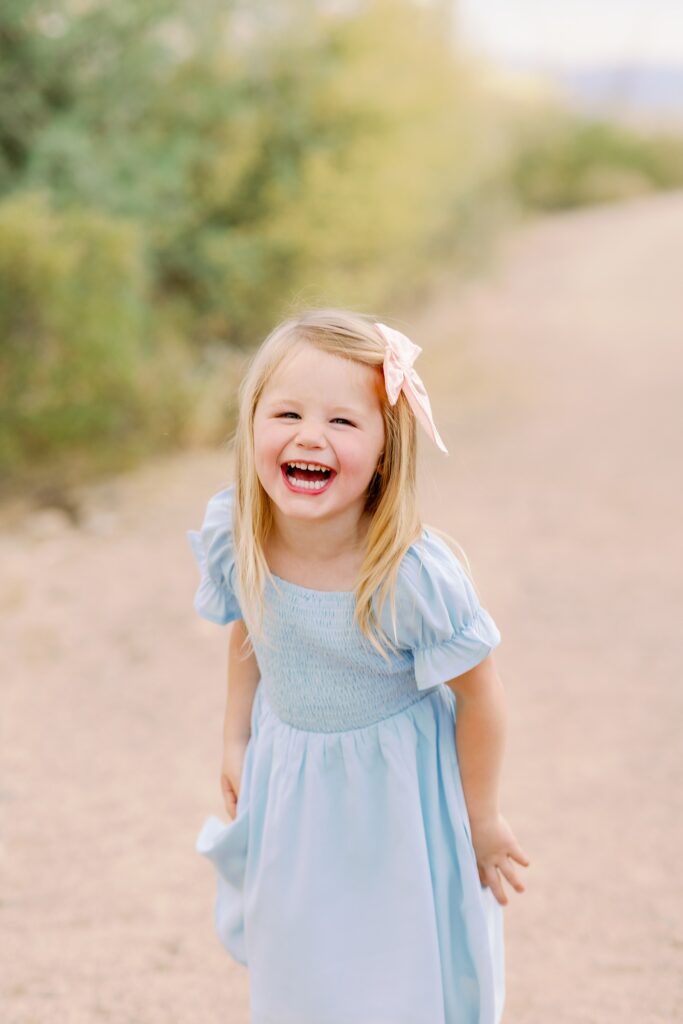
[1,0,682,494]
[505,110,683,210]
[0,190,198,487]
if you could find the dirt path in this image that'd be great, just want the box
[2,191,681,1023]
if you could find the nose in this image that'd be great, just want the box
[296,439,325,455]
[295,420,327,450]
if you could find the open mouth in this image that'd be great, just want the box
[281,461,336,494]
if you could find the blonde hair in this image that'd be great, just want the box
[228,307,472,662]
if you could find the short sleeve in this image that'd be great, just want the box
[383,530,501,691]
[186,484,242,625]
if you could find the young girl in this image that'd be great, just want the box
[187,308,529,1024]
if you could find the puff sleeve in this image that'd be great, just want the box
[387,530,501,691]
[186,485,242,625]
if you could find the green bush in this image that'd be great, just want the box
[0,191,193,487]
[506,112,683,211]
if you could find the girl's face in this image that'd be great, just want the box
[253,342,386,524]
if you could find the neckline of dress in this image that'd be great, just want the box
[267,572,356,598]
[264,528,431,597]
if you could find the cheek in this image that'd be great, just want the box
[336,437,379,478]
[254,423,282,462]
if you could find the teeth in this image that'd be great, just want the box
[286,461,332,472]
[288,476,329,490]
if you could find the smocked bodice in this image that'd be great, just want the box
[249,576,428,732]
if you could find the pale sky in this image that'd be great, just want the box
[458,0,683,68]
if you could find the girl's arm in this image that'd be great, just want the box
[220,620,260,818]
[446,654,530,904]
[224,618,261,745]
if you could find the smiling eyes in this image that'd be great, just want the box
[277,412,355,427]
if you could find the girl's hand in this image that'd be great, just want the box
[468,811,530,906]
[220,737,250,820]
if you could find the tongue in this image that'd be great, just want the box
[293,467,328,482]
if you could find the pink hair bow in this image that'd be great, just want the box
[374,322,448,454]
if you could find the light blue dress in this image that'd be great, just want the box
[187,484,505,1024]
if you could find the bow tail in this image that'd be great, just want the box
[404,371,449,454]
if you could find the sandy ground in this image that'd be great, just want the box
[1,190,682,1023]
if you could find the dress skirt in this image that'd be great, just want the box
[196,681,505,1024]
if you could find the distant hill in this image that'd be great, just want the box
[555,65,683,118]
[495,58,683,130]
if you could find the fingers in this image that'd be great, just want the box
[510,842,531,867]
[223,790,237,820]
[220,774,238,820]
[498,856,525,894]
[481,851,529,904]
[482,863,508,906]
